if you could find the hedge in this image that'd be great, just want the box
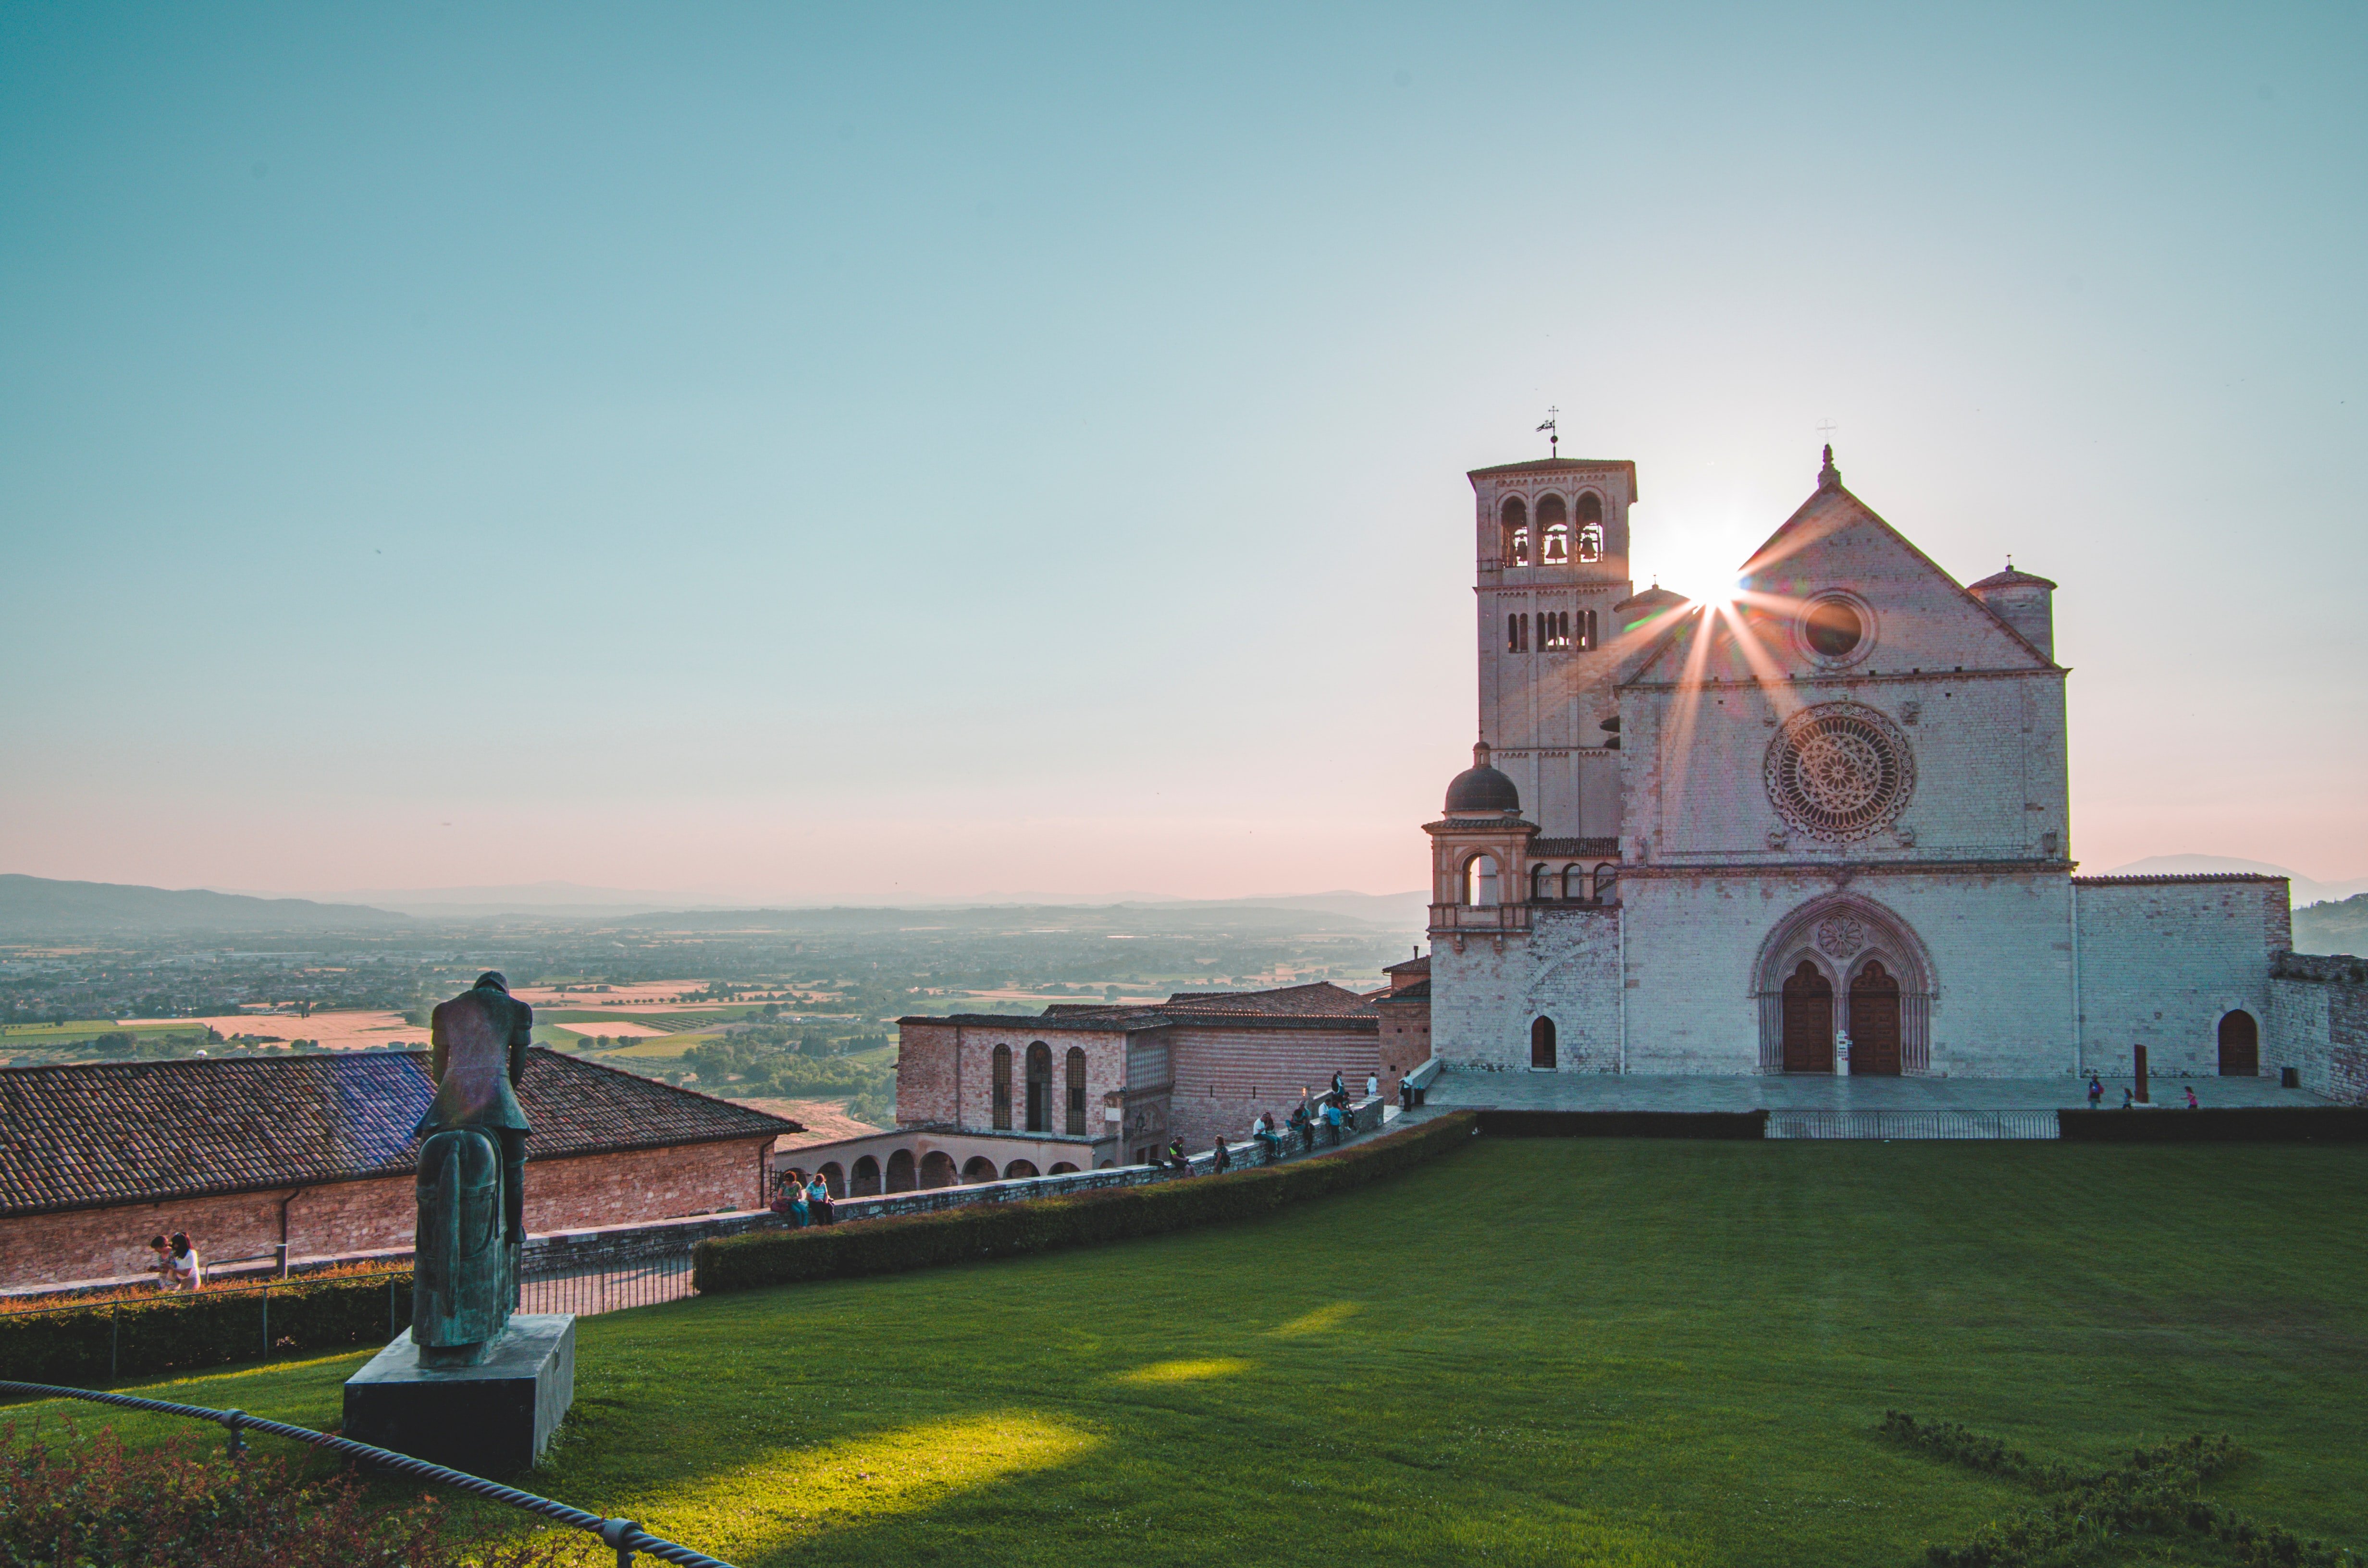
[0,1272,412,1388]
[2058,1107,2368,1143]
[693,1109,1480,1294]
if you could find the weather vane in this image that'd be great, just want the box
[1537,407,1559,458]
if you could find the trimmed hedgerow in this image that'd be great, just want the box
[692,1110,1480,1295]
[0,1272,412,1387]
[1884,1412,2360,1568]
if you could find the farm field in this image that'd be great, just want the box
[18,1138,2365,1568]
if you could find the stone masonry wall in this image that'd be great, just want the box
[894,1021,1131,1138]
[2073,878,2286,1079]
[2265,960,2368,1105]
[1431,906,1621,1073]
[0,1137,770,1292]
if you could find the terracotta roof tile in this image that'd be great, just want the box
[0,1048,798,1217]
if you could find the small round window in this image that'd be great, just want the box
[1803,596,1864,659]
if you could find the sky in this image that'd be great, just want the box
[2,2,2362,903]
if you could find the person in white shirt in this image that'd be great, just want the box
[148,1234,176,1291]
[167,1232,202,1291]
[1366,1073,1379,1099]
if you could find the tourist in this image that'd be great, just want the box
[148,1234,175,1291]
[2184,1085,2199,1110]
[1321,1099,1345,1145]
[1331,1070,1346,1098]
[1212,1137,1232,1174]
[2121,1087,2135,1110]
[1166,1137,1191,1176]
[166,1233,202,1291]
[1365,1072,1379,1100]
[1399,1076,1414,1112]
[1290,1102,1314,1152]
[1253,1111,1282,1160]
[2086,1073,2103,1110]
[807,1170,835,1224]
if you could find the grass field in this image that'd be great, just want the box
[10,1139,2364,1567]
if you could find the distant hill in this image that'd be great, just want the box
[0,875,408,936]
[2293,893,2368,958]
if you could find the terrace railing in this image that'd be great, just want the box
[1765,1108,2061,1140]
[0,1380,732,1568]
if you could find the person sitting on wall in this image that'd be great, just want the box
[1252,1111,1282,1160]
[166,1232,202,1291]
[807,1170,835,1224]
[1165,1137,1192,1176]
[1289,1103,1313,1152]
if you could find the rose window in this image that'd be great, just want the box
[1764,704,1915,842]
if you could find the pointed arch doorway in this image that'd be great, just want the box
[1848,960,1902,1075]
[1780,961,1833,1073]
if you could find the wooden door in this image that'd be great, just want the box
[2218,1010,2259,1077]
[1849,960,1902,1075]
[1781,961,1833,1073]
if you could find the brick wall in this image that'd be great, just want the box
[1373,995,1431,1094]
[894,1022,1132,1138]
[1164,1023,1378,1151]
[0,1137,771,1292]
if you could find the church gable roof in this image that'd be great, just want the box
[1624,472,2055,686]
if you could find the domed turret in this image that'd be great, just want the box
[1444,742,1521,817]
[1968,562,2057,661]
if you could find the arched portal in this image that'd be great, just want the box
[1780,961,1834,1073]
[883,1149,916,1193]
[961,1155,999,1184]
[1848,959,1902,1075]
[2218,1010,2259,1077]
[919,1151,957,1189]
[1529,1016,1557,1070]
[1025,1041,1053,1133]
[1755,894,1936,1074]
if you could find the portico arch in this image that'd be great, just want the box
[1753,894,1936,1074]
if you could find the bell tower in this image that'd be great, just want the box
[1468,456,1638,838]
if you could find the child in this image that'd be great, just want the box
[2184,1085,2200,1110]
[166,1233,202,1291]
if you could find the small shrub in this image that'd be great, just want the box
[694,1110,1479,1294]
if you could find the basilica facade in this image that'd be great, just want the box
[1426,447,2289,1080]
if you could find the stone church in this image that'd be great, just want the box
[1426,446,2289,1079]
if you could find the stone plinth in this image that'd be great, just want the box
[342,1313,575,1477]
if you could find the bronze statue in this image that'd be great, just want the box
[412,971,533,1366]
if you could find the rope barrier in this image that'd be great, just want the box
[0,1381,734,1568]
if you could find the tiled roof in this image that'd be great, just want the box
[2070,873,2288,886]
[1378,980,1431,1003]
[897,981,1382,1036]
[1529,838,1622,858]
[1383,955,1431,976]
[0,1048,799,1217]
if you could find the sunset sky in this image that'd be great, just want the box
[3,4,2361,903]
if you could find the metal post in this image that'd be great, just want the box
[601,1517,641,1567]
[260,1286,269,1357]
[223,1409,247,1459]
[110,1302,119,1383]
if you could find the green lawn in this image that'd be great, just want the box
[11,1139,2364,1567]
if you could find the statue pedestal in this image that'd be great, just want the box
[343,1314,575,1477]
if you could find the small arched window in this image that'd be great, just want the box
[1538,494,1570,564]
[1530,863,1553,901]
[1065,1045,1088,1134]
[1592,862,1619,902]
[1025,1041,1053,1133]
[1530,1016,1557,1070]
[1562,863,1585,900]
[1501,497,1530,565]
[991,1042,1013,1129]
[1465,854,1500,907]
